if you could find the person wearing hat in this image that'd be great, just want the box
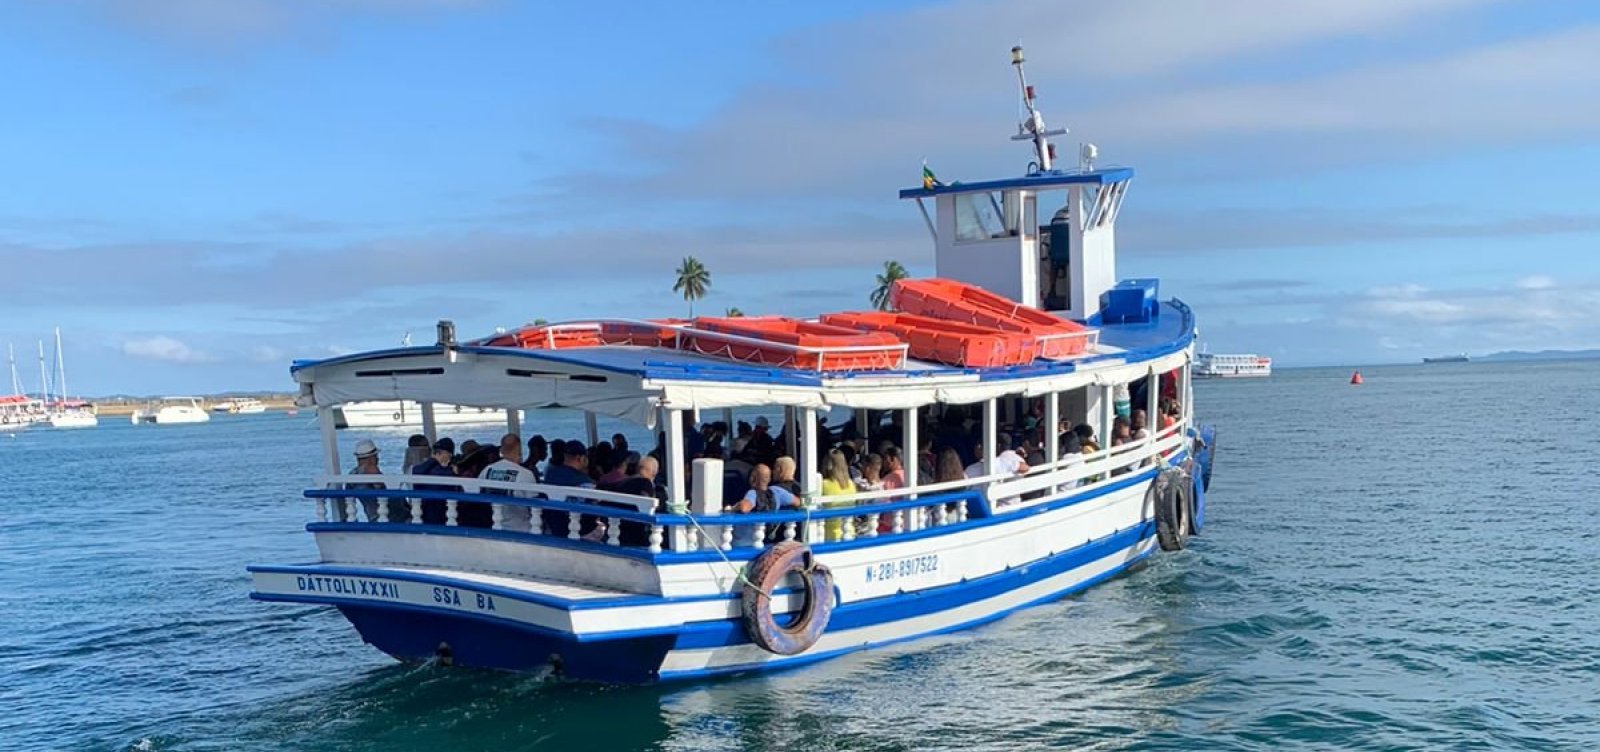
[540,439,596,539]
[342,439,388,522]
[411,437,458,525]
[745,415,776,463]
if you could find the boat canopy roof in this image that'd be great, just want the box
[898,167,1133,199]
[290,300,1193,424]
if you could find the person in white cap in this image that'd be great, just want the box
[342,439,389,522]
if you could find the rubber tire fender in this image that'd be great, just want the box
[740,541,835,656]
[1152,469,1192,552]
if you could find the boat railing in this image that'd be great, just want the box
[1036,328,1101,356]
[305,472,990,555]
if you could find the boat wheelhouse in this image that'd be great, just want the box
[248,48,1217,683]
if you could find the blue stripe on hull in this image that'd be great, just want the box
[318,522,1158,682]
[338,605,675,683]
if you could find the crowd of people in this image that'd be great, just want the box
[336,378,1184,547]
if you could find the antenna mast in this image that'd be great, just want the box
[54,327,68,402]
[8,344,22,396]
[38,341,50,405]
[1009,46,1067,172]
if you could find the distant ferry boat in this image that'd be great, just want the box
[131,397,211,425]
[1423,354,1469,363]
[1192,350,1272,378]
[212,397,267,414]
[249,48,1219,683]
[331,400,513,430]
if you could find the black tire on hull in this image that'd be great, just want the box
[1153,469,1192,551]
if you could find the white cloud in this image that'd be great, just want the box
[248,345,286,363]
[122,336,219,364]
[1515,275,1556,290]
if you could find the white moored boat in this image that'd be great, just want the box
[131,397,211,425]
[1192,350,1272,379]
[213,397,267,415]
[331,400,512,430]
[249,48,1218,683]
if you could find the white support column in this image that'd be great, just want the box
[584,411,599,447]
[1181,355,1193,425]
[721,408,734,429]
[318,406,340,475]
[982,398,998,475]
[1101,385,1115,448]
[691,458,726,551]
[902,407,919,490]
[506,408,521,438]
[854,409,869,440]
[1045,390,1060,465]
[799,407,821,542]
[420,402,438,444]
[665,407,691,551]
[1146,368,1159,438]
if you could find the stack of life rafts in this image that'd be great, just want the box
[476,278,1096,372]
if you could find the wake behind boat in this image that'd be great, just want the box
[248,48,1218,683]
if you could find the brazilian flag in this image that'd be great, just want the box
[922,163,941,190]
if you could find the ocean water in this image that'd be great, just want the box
[3,360,1598,751]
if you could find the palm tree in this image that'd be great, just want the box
[870,260,909,311]
[725,307,744,317]
[673,256,711,317]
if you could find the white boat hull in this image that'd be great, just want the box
[334,401,514,430]
[48,412,98,429]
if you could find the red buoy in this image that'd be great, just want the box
[1350,371,1364,385]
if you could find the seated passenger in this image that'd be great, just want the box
[478,433,535,531]
[964,435,1030,507]
[411,438,459,525]
[855,453,885,493]
[1074,424,1100,454]
[523,434,548,481]
[343,439,387,522]
[820,449,855,541]
[541,440,600,539]
[589,455,661,547]
[881,448,906,491]
[772,455,800,495]
[1130,409,1150,441]
[730,463,800,547]
[401,434,431,478]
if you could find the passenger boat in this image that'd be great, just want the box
[131,397,211,425]
[213,397,267,414]
[1191,349,1272,379]
[248,47,1218,683]
[331,400,514,430]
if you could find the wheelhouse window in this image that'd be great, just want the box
[954,191,1015,242]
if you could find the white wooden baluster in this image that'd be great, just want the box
[782,522,796,541]
[491,503,503,531]
[841,513,857,542]
[446,500,458,526]
[315,498,327,522]
[568,507,581,540]
[892,509,905,535]
[409,499,422,524]
[344,498,358,523]
[954,501,968,523]
[378,499,390,523]
[531,504,543,534]
[933,503,948,527]
[862,513,877,538]
[753,523,766,548]
[720,523,733,551]
[607,517,622,547]
[648,524,664,554]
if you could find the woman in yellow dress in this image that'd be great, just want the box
[820,448,855,541]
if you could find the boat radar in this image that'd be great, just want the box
[1010,46,1068,172]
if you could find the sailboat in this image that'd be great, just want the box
[2,344,46,430]
[45,328,98,429]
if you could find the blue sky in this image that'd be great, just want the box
[2,0,1598,395]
